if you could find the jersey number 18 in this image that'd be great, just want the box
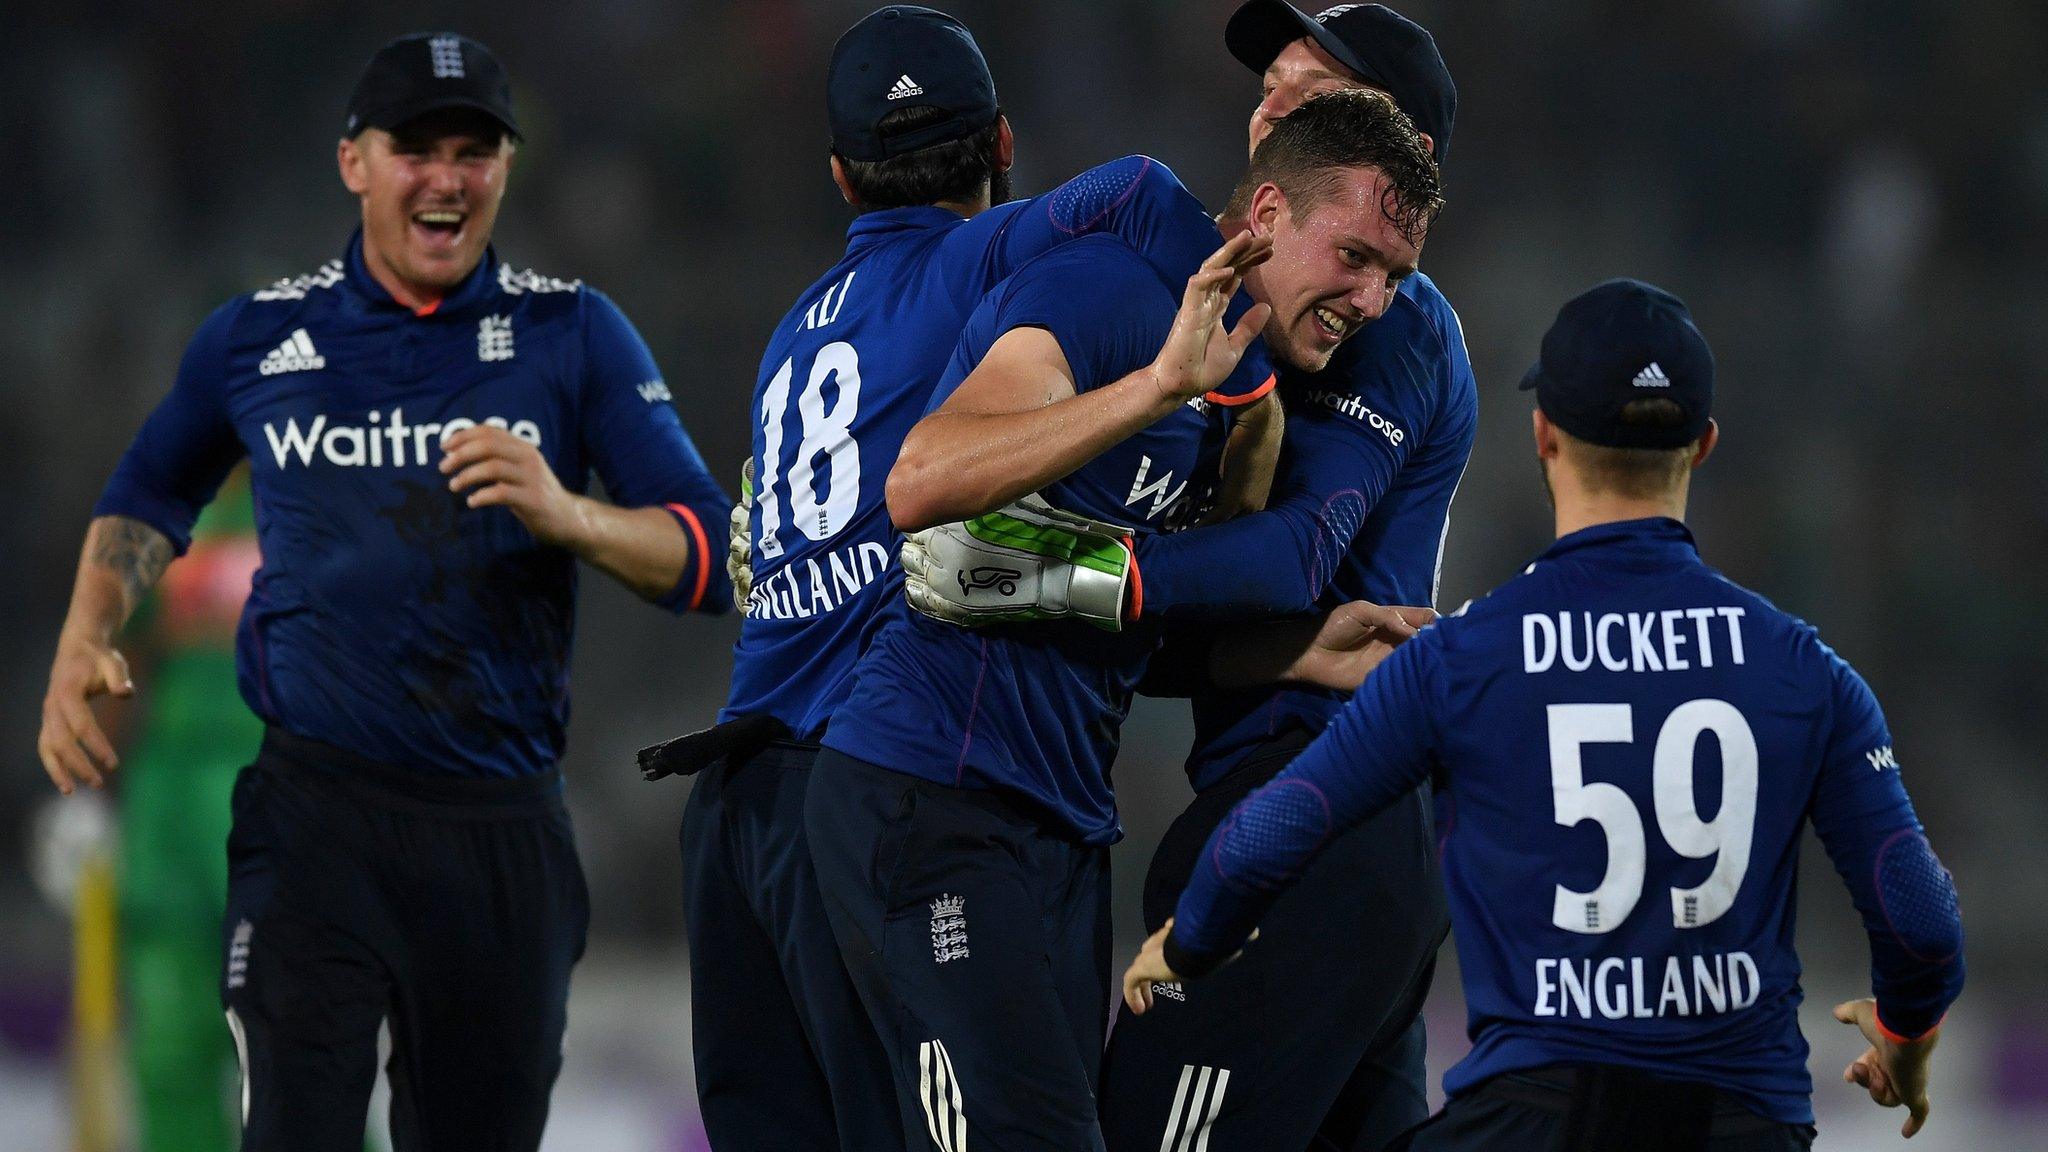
[756,342,862,559]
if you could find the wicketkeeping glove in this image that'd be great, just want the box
[726,457,754,606]
[901,494,1136,631]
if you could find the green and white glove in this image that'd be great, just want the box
[901,494,1135,631]
[726,457,754,606]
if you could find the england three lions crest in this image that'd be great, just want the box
[930,893,969,964]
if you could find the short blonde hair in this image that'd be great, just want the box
[1557,398,1696,499]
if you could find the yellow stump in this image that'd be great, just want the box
[71,854,119,1152]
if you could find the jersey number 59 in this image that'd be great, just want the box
[1546,699,1757,935]
[756,342,862,559]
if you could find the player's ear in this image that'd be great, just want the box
[993,114,1015,174]
[1691,418,1719,468]
[1531,407,1562,461]
[828,154,859,209]
[1249,181,1286,237]
[338,134,369,196]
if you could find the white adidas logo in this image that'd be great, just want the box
[1632,361,1671,388]
[886,74,923,100]
[259,329,326,376]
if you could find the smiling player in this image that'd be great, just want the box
[36,33,730,1151]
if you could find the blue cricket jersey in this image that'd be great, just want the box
[724,155,1273,740]
[824,235,1261,845]
[1170,518,1965,1123]
[1133,273,1478,789]
[96,233,732,779]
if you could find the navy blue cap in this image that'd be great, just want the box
[1226,2,1455,165]
[1519,279,1715,450]
[345,33,520,140]
[829,6,999,162]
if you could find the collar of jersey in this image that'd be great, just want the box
[343,228,500,318]
[845,205,964,250]
[1538,516,1697,564]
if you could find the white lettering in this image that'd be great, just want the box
[1661,608,1690,670]
[828,549,861,599]
[1594,957,1628,1019]
[1125,455,1188,520]
[1630,612,1664,671]
[1658,956,1689,1016]
[1523,613,1557,673]
[1559,958,1592,1019]
[743,538,897,622]
[1597,614,1629,671]
[1729,951,1760,1009]
[1692,953,1727,1014]
[262,416,326,468]
[321,424,365,466]
[1686,607,1717,667]
[1717,607,1747,664]
[1534,958,1558,1016]
[1560,612,1596,671]
[262,409,542,469]
[1533,950,1762,1020]
[859,541,890,583]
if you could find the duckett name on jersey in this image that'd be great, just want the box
[262,408,542,469]
[1523,605,1748,674]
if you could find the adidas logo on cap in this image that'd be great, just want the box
[886,74,924,101]
[1631,362,1670,388]
[259,329,326,376]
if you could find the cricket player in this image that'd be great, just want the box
[806,90,1443,1150]
[36,33,731,1151]
[674,8,1309,1148]
[1124,279,1967,1151]
[903,6,1474,1147]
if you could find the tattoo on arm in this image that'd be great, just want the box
[90,516,175,607]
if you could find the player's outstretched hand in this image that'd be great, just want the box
[1293,602,1435,691]
[1122,920,1257,1015]
[1123,920,1182,1015]
[441,426,583,546]
[1150,231,1273,404]
[38,635,134,794]
[1833,998,1938,1138]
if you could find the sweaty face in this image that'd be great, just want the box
[1250,38,1370,156]
[1248,166,1423,373]
[340,109,513,302]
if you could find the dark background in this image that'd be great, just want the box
[2,2,2043,1147]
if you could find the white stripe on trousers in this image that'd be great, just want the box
[225,1007,252,1124]
[1159,1064,1229,1152]
[919,1039,968,1152]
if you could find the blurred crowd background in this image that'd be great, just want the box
[2,0,2044,1148]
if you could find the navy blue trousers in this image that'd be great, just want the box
[222,728,588,1152]
[807,748,1113,1152]
[1100,730,1449,1152]
[680,742,904,1152]
[1390,1067,1817,1152]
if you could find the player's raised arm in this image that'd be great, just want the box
[886,231,1271,531]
